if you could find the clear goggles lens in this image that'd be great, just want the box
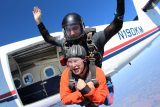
[65,24,81,35]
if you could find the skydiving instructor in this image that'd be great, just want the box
[33,0,125,105]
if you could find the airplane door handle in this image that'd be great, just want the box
[41,81,47,85]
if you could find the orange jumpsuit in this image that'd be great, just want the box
[60,67,109,105]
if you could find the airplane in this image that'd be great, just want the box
[0,0,159,107]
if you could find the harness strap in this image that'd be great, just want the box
[86,31,99,88]
[69,70,76,91]
[89,58,99,88]
[84,28,96,34]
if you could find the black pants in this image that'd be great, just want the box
[79,97,99,107]
[85,102,99,107]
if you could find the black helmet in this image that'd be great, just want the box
[62,13,85,41]
[66,45,87,59]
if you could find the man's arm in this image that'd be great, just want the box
[104,0,125,41]
[32,6,62,46]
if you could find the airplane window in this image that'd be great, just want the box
[14,78,21,89]
[44,66,54,78]
[23,73,33,85]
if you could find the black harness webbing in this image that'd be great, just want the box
[86,30,99,88]
[69,70,76,91]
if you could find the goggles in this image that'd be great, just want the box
[64,24,81,37]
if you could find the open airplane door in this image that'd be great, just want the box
[0,39,65,107]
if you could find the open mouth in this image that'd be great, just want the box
[73,66,80,74]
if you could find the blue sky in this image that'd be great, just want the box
[0,0,136,46]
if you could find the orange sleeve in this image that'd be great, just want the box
[60,68,84,105]
[84,67,109,104]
